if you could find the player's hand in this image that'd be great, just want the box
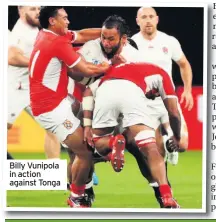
[180,90,194,111]
[145,88,160,100]
[100,61,110,68]
[84,126,94,147]
[111,54,127,65]
[98,61,110,73]
[166,136,180,152]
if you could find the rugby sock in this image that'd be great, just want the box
[85,179,93,189]
[149,182,163,208]
[165,161,172,188]
[7,152,14,159]
[70,184,85,196]
[159,184,172,197]
[85,179,95,202]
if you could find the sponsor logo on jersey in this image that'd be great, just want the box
[92,59,100,64]
[162,47,168,54]
[63,119,73,130]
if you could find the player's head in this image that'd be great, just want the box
[100,15,130,58]
[136,7,158,36]
[18,6,41,27]
[39,6,69,35]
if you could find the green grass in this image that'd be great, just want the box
[7,151,203,209]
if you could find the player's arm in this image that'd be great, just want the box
[73,28,101,44]
[8,46,29,67]
[82,79,100,146]
[70,59,110,78]
[163,98,181,142]
[58,41,110,78]
[176,54,193,110]
[158,72,182,148]
[171,36,193,111]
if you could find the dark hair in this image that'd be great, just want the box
[39,6,64,29]
[102,15,130,37]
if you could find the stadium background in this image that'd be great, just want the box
[7,6,204,209]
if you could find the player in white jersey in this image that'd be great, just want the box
[74,15,177,207]
[132,7,193,164]
[7,6,62,160]
[67,15,142,204]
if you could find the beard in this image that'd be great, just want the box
[25,13,40,27]
[100,40,121,60]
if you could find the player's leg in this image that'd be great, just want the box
[71,96,99,185]
[126,125,179,208]
[125,138,164,207]
[25,105,62,159]
[62,126,93,207]
[121,85,179,208]
[92,127,125,172]
[44,131,61,159]
[161,104,188,164]
[67,148,95,204]
[92,81,126,172]
[35,98,92,207]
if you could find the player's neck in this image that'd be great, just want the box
[49,27,60,36]
[141,30,157,41]
[117,44,124,54]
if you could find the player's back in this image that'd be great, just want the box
[104,62,166,80]
[102,62,173,96]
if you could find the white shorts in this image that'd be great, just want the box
[35,97,80,143]
[8,89,30,124]
[92,80,155,129]
[146,97,186,134]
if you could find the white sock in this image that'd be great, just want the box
[149,182,159,187]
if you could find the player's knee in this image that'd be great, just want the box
[134,130,156,151]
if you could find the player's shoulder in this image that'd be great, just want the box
[81,38,101,49]
[157,31,179,44]
[11,19,25,32]
[78,38,102,61]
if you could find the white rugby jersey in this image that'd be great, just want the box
[131,30,183,78]
[8,19,39,90]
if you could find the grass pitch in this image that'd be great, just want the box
[7,151,203,209]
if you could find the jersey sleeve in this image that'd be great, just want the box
[55,39,81,68]
[8,30,21,47]
[170,36,184,62]
[65,31,77,43]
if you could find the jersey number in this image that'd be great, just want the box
[30,50,40,78]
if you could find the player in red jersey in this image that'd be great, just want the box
[29,6,110,208]
[90,62,181,208]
